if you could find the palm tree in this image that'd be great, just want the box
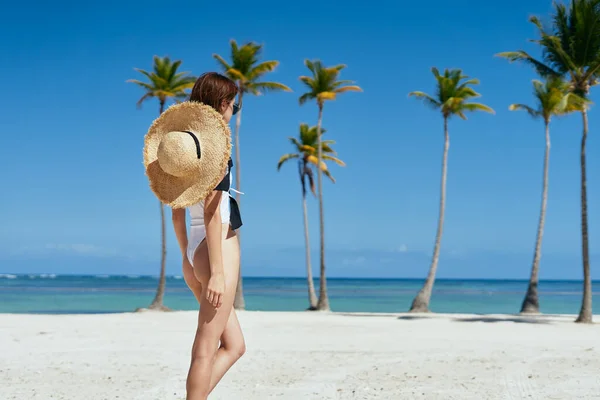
[213,39,292,310]
[299,59,362,311]
[127,55,196,311]
[510,78,587,314]
[408,67,494,313]
[496,0,600,323]
[277,123,345,310]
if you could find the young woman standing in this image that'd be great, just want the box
[146,71,245,400]
[174,72,245,400]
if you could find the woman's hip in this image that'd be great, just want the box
[189,225,240,281]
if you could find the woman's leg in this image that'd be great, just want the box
[207,308,245,392]
[183,240,245,395]
[186,227,240,400]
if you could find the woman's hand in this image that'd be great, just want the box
[206,272,225,308]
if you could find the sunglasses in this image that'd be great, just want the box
[232,96,243,115]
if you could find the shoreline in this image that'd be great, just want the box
[0,309,596,319]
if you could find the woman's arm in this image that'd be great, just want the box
[204,191,225,307]
[171,208,188,257]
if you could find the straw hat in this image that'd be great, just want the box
[143,101,231,209]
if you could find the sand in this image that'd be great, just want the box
[1,310,599,400]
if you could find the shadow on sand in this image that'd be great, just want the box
[395,315,432,321]
[337,312,401,318]
[452,315,552,324]
[335,312,567,325]
[395,314,557,324]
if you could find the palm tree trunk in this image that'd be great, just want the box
[409,116,449,312]
[576,108,592,323]
[315,104,329,311]
[299,162,318,310]
[148,99,169,311]
[233,91,245,310]
[521,120,551,314]
[149,201,168,310]
[234,92,243,204]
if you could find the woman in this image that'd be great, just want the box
[171,72,245,400]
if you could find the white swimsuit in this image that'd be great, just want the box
[186,159,242,267]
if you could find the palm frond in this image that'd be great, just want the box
[509,103,541,118]
[583,59,600,82]
[323,169,336,183]
[457,78,480,89]
[321,143,336,154]
[299,92,314,105]
[333,79,355,88]
[248,60,279,80]
[277,153,299,170]
[328,64,347,72]
[298,75,316,88]
[126,79,154,91]
[288,137,303,149]
[230,39,239,55]
[304,59,316,75]
[408,91,442,110]
[227,68,246,81]
[133,68,159,85]
[334,85,363,93]
[564,92,591,112]
[250,81,292,94]
[461,103,495,114]
[213,54,232,72]
[135,92,154,109]
[496,51,561,78]
[322,154,346,166]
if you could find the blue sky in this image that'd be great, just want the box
[0,0,598,279]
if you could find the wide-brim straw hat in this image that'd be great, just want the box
[143,101,231,209]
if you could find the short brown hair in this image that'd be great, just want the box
[190,72,238,111]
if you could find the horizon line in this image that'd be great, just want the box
[0,273,597,283]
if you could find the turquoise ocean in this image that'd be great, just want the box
[0,274,597,315]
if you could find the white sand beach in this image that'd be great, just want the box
[1,311,599,400]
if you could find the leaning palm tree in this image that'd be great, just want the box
[213,39,292,310]
[127,55,195,311]
[277,123,345,310]
[510,78,586,314]
[299,59,362,311]
[408,67,494,313]
[496,0,600,323]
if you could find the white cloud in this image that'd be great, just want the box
[396,244,408,253]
